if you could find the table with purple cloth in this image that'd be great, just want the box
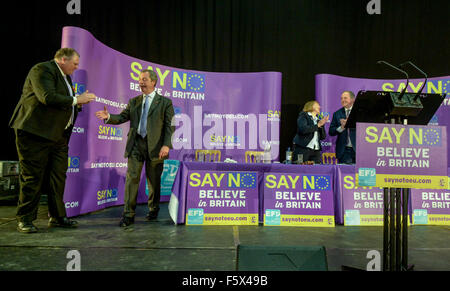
[169,161,337,224]
[168,161,450,225]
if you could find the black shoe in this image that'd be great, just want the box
[17,222,38,233]
[145,210,159,221]
[119,216,134,227]
[48,217,78,228]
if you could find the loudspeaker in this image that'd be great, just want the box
[236,245,328,271]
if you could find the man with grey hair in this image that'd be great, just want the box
[95,69,174,227]
[9,48,96,233]
[329,90,357,164]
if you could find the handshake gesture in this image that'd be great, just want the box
[95,106,109,120]
[76,90,96,105]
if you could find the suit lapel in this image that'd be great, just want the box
[147,94,161,117]
[66,75,75,96]
[340,107,346,119]
[51,60,73,97]
[135,94,144,122]
[305,112,315,125]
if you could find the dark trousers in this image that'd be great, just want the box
[293,145,322,164]
[15,129,69,222]
[123,136,164,219]
[339,146,356,164]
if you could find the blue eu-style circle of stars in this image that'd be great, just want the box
[443,80,450,94]
[315,176,330,190]
[424,129,440,146]
[188,74,205,91]
[241,173,256,187]
[71,157,80,168]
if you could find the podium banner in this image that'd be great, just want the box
[337,166,384,226]
[185,170,259,225]
[61,26,281,217]
[411,175,450,225]
[263,172,335,227]
[356,123,447,189]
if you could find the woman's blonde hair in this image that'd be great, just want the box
[302,101,318,112]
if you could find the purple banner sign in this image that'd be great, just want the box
[337,166,384,226]
[61,26,281,217]
[185,170,259,225]
[315,74,450,166]
[263,172,335,227]
[356,123,447,189]
[411,174,450,225]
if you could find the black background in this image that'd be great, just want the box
[2,0,449,160]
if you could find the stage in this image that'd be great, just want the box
[0,202,448,271]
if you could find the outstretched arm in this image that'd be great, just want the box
[95,103,131,125]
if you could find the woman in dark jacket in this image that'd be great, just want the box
[292,101,329,164]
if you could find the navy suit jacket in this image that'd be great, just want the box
[328,107,356,161]
[107,93,175,159]
[292,111,326,149]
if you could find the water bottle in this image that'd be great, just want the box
[263,142,271,164]
[198,151,204,162]
[286,147,292,164]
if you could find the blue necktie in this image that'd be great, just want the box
[139,95,150,137]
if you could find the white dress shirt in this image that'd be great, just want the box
[54,61,77,129]
[306,112,320,150]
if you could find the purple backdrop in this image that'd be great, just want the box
[61,27,282,217]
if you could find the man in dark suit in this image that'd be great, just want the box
[9,48,96,233]
[329,91,356,164]
[95,70,175,227]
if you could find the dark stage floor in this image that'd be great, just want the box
[0,203,449,271]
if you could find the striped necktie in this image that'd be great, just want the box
[138,95,151,138]
[345,109,351,146]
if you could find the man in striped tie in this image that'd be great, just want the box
[95,70,175,227]
[329,91,357,164]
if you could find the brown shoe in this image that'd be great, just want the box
[146,210,159,221]
[119,216,134,227]
[17,222,38,233]
[48,217,78,228]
